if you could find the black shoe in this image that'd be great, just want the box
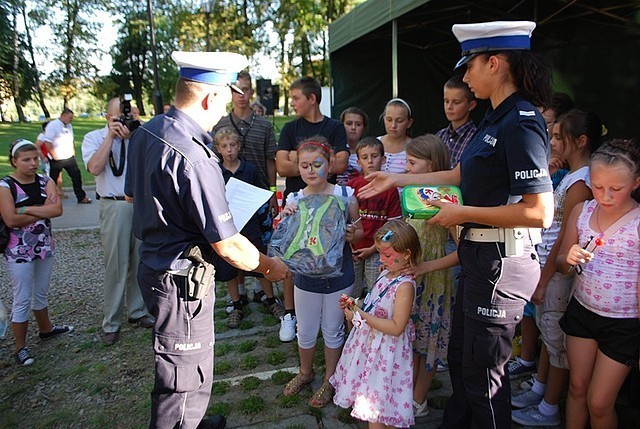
[197,415,226,429]
[39,325,75,340]
[252,290,266,303]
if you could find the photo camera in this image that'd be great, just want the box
[119,94,141,132]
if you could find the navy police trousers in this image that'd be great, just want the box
[138,262,215,429]
[442,240,540,429]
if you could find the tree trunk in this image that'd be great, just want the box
[62,0,79,110]
[11,5,25,123]
[21,5,50,118]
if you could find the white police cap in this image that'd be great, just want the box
[171,51,248,91]
[452,21,536,69]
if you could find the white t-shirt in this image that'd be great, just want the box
[44,118,75,160]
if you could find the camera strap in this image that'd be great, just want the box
[229,110,255,145]
[108,138,126,177]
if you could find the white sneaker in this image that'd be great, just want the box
[279,313,296,342]
[512,405,561,427]
[511,389,544,408]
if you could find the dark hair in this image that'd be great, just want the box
[297,135,332,161]
[374,219,422,267]
[62,108,74,116]
[41,120,50,131]
[340,107,369,131]
[481,51,552,109]
[549,92,574,118]
[291,76,322,104]
[444,74,475,101]
[556,109,604,154]
[405,134,450,173]
[355,136,384,157]
[9,139,38,168]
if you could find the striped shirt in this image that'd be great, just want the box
[213,111,277,189]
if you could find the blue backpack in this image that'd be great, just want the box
[268,189,349,278]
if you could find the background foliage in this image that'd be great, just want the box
[0,0,362,120]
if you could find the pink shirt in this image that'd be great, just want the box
[574,200,640,318]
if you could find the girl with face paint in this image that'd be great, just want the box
[280,136,363,408]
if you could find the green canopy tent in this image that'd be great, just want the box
[329,0,640,138]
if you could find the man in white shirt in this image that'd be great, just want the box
[44,108,91,204]
[82,98,153,346]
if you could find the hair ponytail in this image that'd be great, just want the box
[501,51,552,109]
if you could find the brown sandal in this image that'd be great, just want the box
[283,372,314,396]
[309,380,335,408]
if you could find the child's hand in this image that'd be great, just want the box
[566,243,594,267]
[549,157,567,175]
[281,203,298,217]
[345,223,356,243]
[339,293,356,311]
[352,246,374,260]
[401,261,430,277]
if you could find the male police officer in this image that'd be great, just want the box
[125,51,290,429]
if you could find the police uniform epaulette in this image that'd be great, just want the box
[515,100,538,122]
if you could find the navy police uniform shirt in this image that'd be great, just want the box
[125,106,238,272]
[459,92,552,227]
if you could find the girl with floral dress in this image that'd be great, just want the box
[331,219,420,428]
[403,135,459,417]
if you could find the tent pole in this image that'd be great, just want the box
[392,19,398,97]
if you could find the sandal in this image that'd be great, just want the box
[283,372,314,396]
[413,399,429,417]
[309,380,335,408]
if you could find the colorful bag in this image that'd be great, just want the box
[268,192,349,278]
[401,185,463,219]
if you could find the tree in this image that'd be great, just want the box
[44,0,107,109]
[21,4,50,118]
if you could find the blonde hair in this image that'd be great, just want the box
[214,126,240,147]
[405,134,450,173]
[374,219,421,267]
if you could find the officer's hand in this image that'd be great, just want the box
[428,199,464,228]
[107,117,131,139]
[265,256,290,282]
[358,172,396,199]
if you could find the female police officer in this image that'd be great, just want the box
[359,21,554,429]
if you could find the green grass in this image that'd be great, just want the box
[237,340,258,353]
[0,118,105,185]
[266,350,287,366]
[240,354,260,370]
[263,335,281,349]
[214,361,232,375]
[239,376,262,391]
[215,342,233,356]
[271,370,295,385]
[211,381,230,396]
[239,394,266,415]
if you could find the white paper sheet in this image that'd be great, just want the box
[225,177,273,231]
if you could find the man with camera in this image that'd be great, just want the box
[82,97,153,346]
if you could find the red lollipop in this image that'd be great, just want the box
[595,237,604,247]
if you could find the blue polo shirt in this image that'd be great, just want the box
[459,92,552,227]
[125,106,238,271]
